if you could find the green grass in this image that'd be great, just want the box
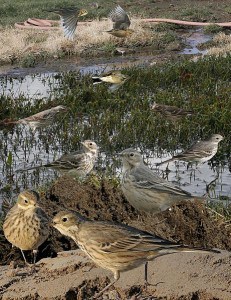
[0,0,230,26]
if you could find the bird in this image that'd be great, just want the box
[106,5,134,38]
[52,210,219,298]
[151,102,195,122]
[157,134,224,166]
[17,140,98,178]
[3,190,50,265]
[92,70,128,92]
[16,105,68,132]
[119,148,229,214]
[46,7,88,40]
[120,148,195,214]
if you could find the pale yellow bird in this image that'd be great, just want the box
[3,190,50,264]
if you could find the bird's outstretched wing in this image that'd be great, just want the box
[108,5,131,30]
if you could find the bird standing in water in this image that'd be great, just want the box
[157,134,224,166]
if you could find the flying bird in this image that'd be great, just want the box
[46,7,88,39]
[92,70,128,92]
[106,5,134,38]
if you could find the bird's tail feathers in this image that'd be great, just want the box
[16,165,43,173]
[156,157,175,166]
[156,246,220,257]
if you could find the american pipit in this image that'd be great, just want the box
[92,70,128,92]
[158,134,224,166]
[120,148,220,214]
[46,7,88,40]
[106,5,134,38]
[17,140,98,178]
[3,190,50,264]
[16,105,68,132]
[151,102,195,122]
[53,210,219,298]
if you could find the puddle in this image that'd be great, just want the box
[0,29,229,207]
[180,29,211,55]
[0,29,212,99]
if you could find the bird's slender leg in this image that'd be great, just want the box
[20,250,30,265]
[93,271,120,299]
[144,261,148,284]
[32,249,38,265]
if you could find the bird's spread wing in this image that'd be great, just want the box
[47,8,80,39]
[108,5,131,30]
[129,166,191,197]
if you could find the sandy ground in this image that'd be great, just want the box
[0,249,230,300]
[0,177,230,299]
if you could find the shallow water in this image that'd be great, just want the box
[0,29,230,207]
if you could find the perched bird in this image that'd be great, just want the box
[151,102,195,122]
[17,140,98,178]
[46,7,88,39]
[120,148,196,214]
[16,105,68,132]
[158,134,224,166]
[92,70,128,92]
[3,190,50,264]
[53,210,219,298]
[106,5,134,38]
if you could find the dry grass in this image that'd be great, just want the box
[0,19,162,65]
[207,32,231,56]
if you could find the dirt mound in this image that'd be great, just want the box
[0,176,230,266]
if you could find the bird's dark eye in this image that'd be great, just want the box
[89,143,93,145]
[62,217,68,222]
[130,153,134,157]
[24,199,28,204]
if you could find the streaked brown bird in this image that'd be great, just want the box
[92,70,128,92]
[53,210,219,298]
[46,7,88,39]
[151,102,195,121]
[16,105,68,132]
[106,5,134,38]
[3,190,50,264]
[17,140,99,179]
[158,134,224,166]
[120,148,226,214]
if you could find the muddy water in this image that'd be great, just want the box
[0,29,230,206]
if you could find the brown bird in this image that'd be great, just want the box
[106,5,134,38]
[157,134,224,166]
[151,102,195,121]
[17,105,68,132]
[3,190,50,264]
[53,210,219,298]
[46,7,88,39]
